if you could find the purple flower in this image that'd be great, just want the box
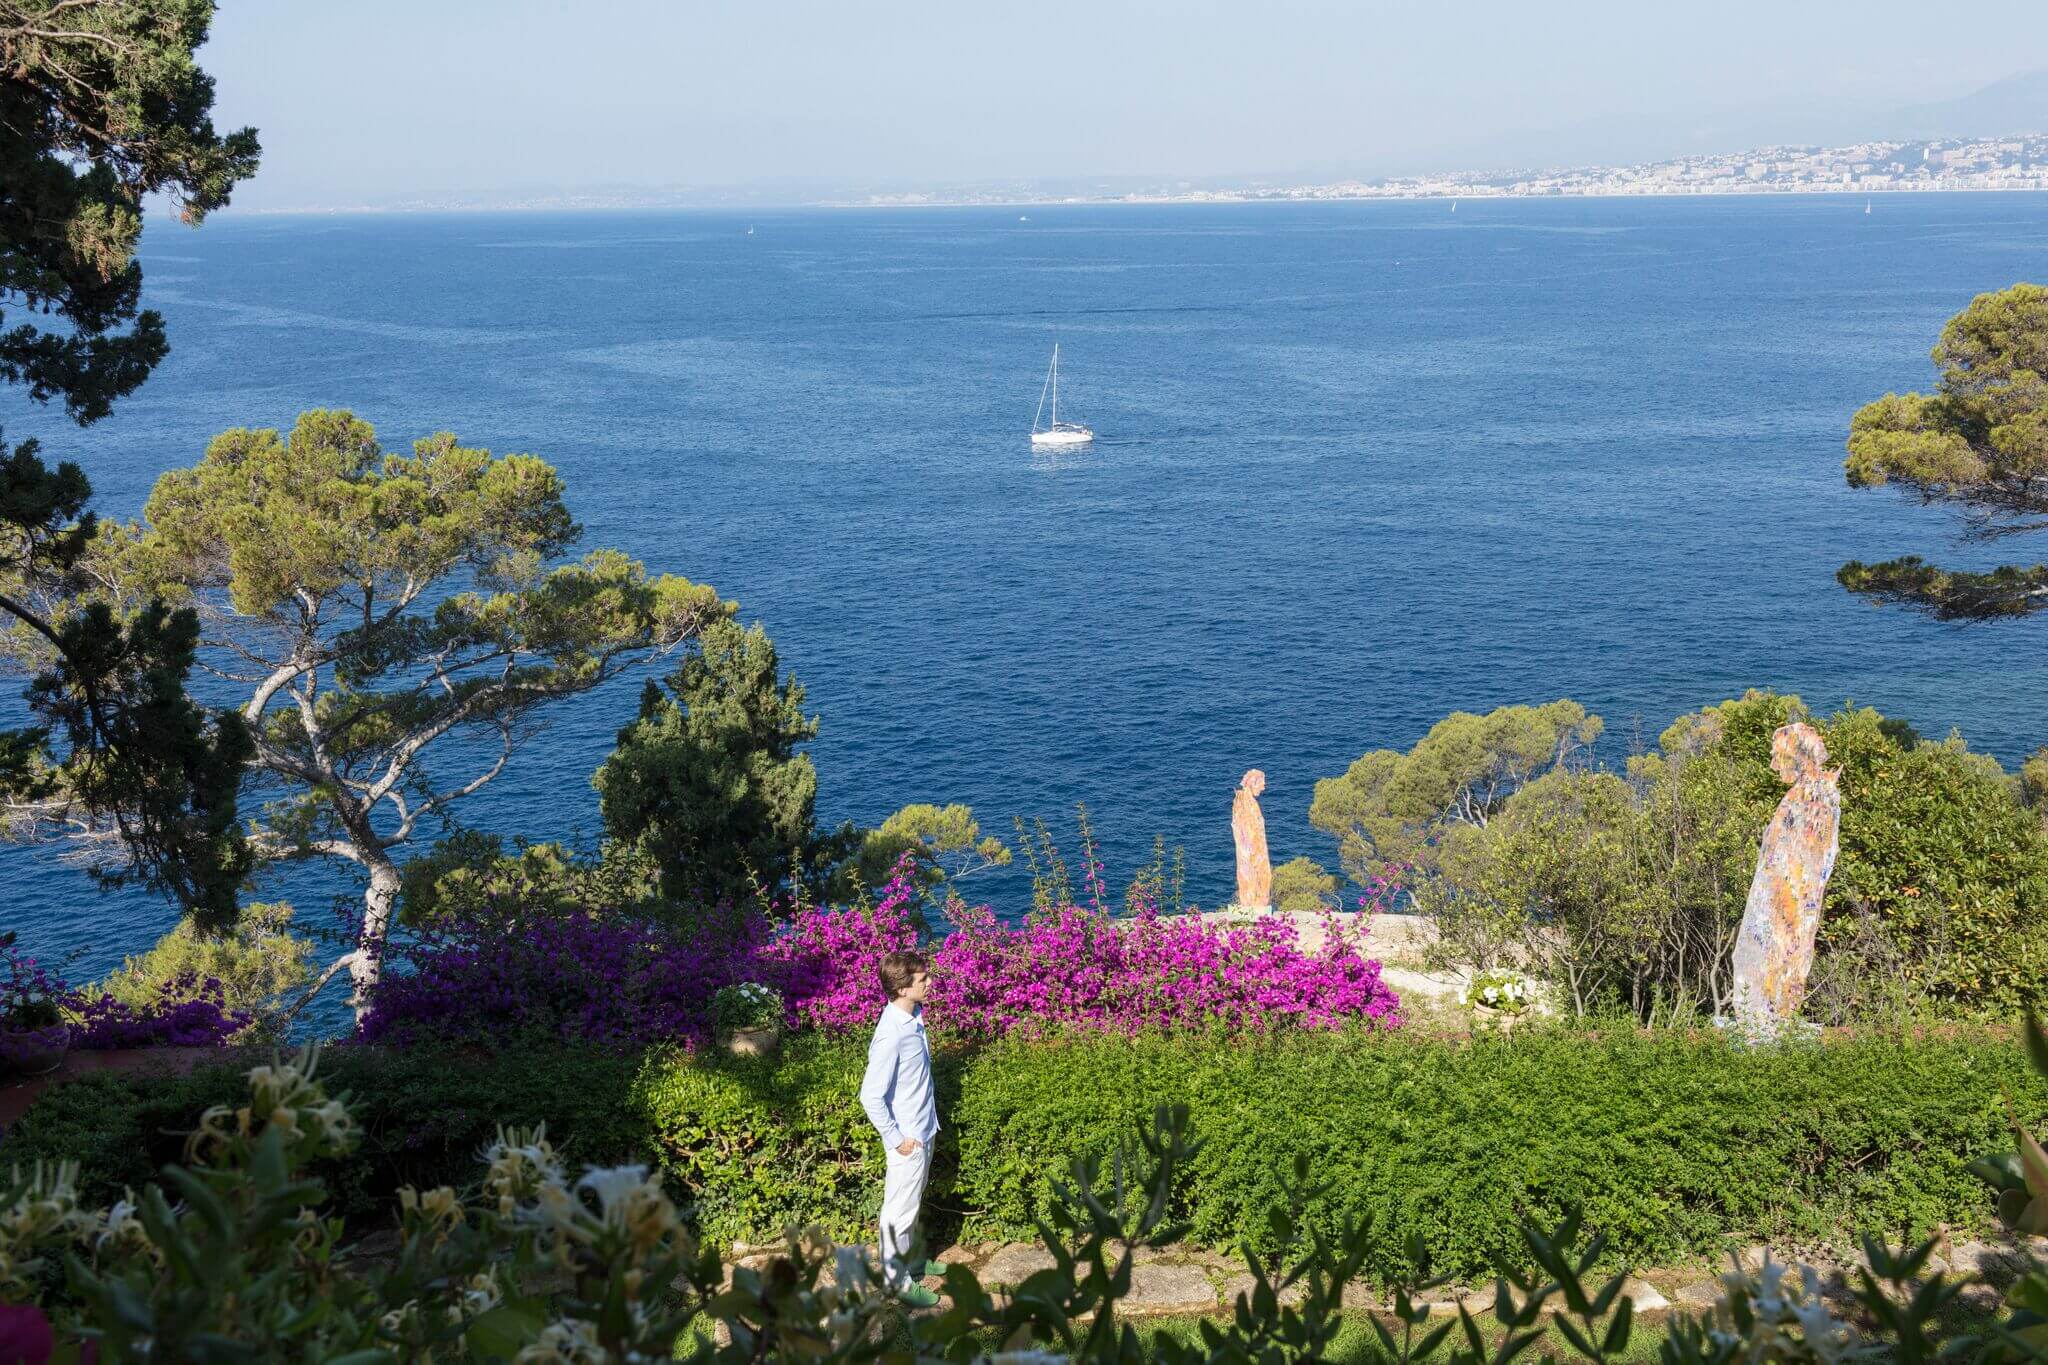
[0,1303,54,1364]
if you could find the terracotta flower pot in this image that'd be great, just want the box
[0,1021,71,1077]
[1470,1004,1521,1036]
[724,1024,781,1058]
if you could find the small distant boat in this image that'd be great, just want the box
[1030,343,1093,447]
[1018,215,1030,222]
[1864,199,1872,215]
[746,226,755,235]
[1451,199,1458,212]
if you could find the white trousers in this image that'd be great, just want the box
[879,1140,933,1288]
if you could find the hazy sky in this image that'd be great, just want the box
[200,1,2048,206]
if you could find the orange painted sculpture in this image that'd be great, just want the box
[1231,769,1273,910]
[1730,722,1842,1034]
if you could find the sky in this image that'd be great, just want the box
[199,1,2048,208]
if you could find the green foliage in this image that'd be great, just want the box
[16,1044,2048,1365]
[83,410,726,1009]
[1122,833,1190,915]
[1349,690,2048,1019]
[399,831,666,929]
[710,982,784,1034]
[3,1047,717,1360]
[0,0,260,924]
[0,0,259,420]
[1838,282,2048,619]
[951,1027,2047,1286]
[93,900,309,1030]
[2022,749,2048,824]
[2,1043,655,1225]
[1424,768,1653,998]
[4,591,255,924]
[1660,693,2048,1014]
[12,1028,2048,1362]
[633,1035,894,1246]
[839,802,1011,907]
[598,617,851,907]
[1273,856,1340,912]
[20,1029,2041,1292]
[8,1059,1394,1365]
[1310,700,1601,887]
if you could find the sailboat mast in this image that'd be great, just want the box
[1051,343,1059,426]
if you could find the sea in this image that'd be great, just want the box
[5,194,2047,1034]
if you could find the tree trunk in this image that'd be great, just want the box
[350,851,403,1023]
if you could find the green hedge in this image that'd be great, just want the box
[950,1027,2046,1281]
[6,1028,2041,1284]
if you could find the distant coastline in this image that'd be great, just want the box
[232,133,2048,215]
[233,184,2048,216]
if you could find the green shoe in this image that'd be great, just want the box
[919,1259,950,1279]
[898,1283,941,1309]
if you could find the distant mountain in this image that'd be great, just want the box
[1886,68,2048,138]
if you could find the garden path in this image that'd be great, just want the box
[724,1232,2046,1320]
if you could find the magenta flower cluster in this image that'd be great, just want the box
[758,876,921,1032]
[360,864,1402,1048]
[924,901,1400,1037]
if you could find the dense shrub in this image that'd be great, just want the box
[949,1026,2048,1282]
[12,1035,2045,1364]
[632,1036,906,1246]
[92,901,309,1026]
[1319,690,2048,1018]
[760,883,921,1032]
[365,869,1400,1045]
[0,1045,654,1224]
[2,938,248,1048]
[12,1028,2041,1288]
[70,974,249,1048]
[929,901,1399,1036]
[358,904,766,1048]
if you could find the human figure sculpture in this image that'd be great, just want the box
[1730,722,1842,1035]
[1232,769,1273,911]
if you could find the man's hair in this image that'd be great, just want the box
[879,950,931,999]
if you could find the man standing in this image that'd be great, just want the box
[859,950,945,1308]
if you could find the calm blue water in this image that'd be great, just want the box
[7,195,2048,1029]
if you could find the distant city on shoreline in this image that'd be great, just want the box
[246,133,2048,215]
[854,133,2048,208]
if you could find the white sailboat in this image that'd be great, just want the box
[1030,343,1094,446]
[1864,199,1872,215]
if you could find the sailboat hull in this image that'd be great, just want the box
[1031,427,1094,447]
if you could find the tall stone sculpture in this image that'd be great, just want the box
[1730,722,1842,1035]
[1232,769,1273,911]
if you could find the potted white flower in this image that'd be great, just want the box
[1458,967,1534,1035]
[713,982,785,1057]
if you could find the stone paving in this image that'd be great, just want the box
[725,1232,2048,1321]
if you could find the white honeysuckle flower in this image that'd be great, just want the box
[460,1272,502,1317]
[515,1317,608,1364]
[95,1195,154,1257]
[577,1164,654,1219]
